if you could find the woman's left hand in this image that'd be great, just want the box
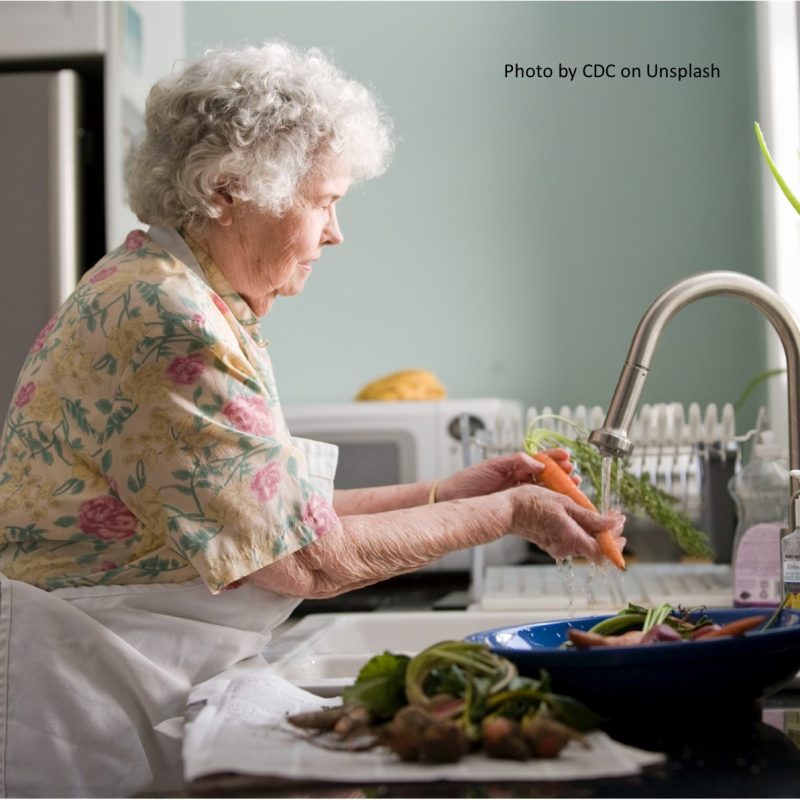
[436,448,579,503]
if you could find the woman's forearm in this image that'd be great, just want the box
[249,491,513,598]
[248,485,624,600]
[333,482,433,515]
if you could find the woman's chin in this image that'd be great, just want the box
[279,277,310,298]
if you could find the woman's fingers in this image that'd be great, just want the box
[445,449,586,500]
[500,452,545,482]
[441,452,544,501]
[562,502,626,565]
[531,448,580,483]
[566,503,625,534]
[510,486,625,563]
[544,447,573,469]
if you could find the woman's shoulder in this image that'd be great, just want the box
[84,230,194,284]
[79,230,225,320]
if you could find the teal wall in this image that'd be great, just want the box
[185,1,766,425]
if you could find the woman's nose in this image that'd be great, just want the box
[323,207,344,246]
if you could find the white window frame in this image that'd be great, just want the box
[756,1,800,455]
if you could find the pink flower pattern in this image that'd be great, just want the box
[91,560,119,574]
[78,496,138,541]
[30,316,57,354]
[250,462,282,503]
[167,353,206,385]
[211,293,229,314]
[124,230,148,251]
[222,396,275,437]
[301,494,339,537]
[89,265,118,284]
[0,229,336,593]
[14,382,36,409]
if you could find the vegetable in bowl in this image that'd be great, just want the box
[465,605,800,722]
[564,602,774,649]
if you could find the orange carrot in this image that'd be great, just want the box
[698,615,767,639]
[533,452,626,570]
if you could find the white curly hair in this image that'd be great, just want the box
[126,42,394,231]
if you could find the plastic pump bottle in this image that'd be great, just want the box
[782,471,800,609]
[728,431,789,608]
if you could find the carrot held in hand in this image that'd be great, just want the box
[533,452,626,570]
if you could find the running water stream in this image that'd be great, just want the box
[555,454,626,612]
[555,557,575,616]
[600,454,625,596]
[600,454,625,515]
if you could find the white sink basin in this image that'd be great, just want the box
[264,609,562,696]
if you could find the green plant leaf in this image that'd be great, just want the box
[755,121,800,215]
[733,367,786,412]
[341,652,410,720]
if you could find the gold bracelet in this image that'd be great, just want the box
[427,480,440,505]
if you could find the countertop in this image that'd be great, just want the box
[176,571,800,797]
[189,589,800,796]
[180,696,800,798]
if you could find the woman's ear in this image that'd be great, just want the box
[212,188,236,227]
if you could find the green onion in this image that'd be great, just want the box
[642,603,675,633]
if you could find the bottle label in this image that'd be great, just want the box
[734,523,782,607]
[783,554,800,609]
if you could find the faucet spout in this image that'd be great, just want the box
[588,270,800,528]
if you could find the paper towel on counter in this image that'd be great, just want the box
[182,671,664,785]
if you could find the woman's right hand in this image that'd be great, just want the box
[508,484,626,564]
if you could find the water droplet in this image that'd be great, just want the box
[556,556,576,616]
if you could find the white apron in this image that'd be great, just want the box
[0,437,337,798]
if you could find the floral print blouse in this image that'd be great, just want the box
[0,229,338,593]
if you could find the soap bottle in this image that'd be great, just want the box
[782,472,800,610]
[728,431,789,608]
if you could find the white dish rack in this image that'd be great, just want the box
[467,401,750,608]
[479,562,733,612]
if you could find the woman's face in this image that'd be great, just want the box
[203,165,351,316]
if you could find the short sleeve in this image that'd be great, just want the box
[103,282,338,593]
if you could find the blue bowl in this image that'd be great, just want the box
[465,608,800,720]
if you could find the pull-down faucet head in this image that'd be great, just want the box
[588,270,800,528]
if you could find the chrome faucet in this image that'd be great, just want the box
[588,270,800,529]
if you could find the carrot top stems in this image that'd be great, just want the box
[524,419,712,559]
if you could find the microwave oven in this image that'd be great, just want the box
[282,398,528,570]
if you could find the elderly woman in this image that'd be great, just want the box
[0,43,623,796]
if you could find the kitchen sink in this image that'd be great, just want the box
[263,609,562,696]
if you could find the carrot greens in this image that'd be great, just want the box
[298,640,602,763]
[581,602,714,640]
[525,418,713,558]
[643,603,675,633]
[341,651,409,719]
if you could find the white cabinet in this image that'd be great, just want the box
[0,2,106,56]
[0,0,184,247]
